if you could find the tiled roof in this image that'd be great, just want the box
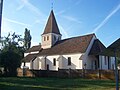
[22,54,37,62]
[102,38,120,57]
[23,34,95,62]
[42,10,61,35]
[89,39,106,55]
[38,33,95,56]
[25,45,41,53]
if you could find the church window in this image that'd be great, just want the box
[47,36,49,40]
[53,58,56,66]
[68,57,71,65]
[44,37,46,41]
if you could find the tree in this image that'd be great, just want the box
[117,57,120,64]
[24,28,32,50]
[0,46,21,76]
[0,32,24,76]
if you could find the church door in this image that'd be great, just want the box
[47,64,49,70]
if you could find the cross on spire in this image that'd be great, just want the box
[51,0,53,10]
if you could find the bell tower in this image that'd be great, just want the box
[41,10,61,49]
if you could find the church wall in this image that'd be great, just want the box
[21,63,24,68]
[21,62,30,69]
[24,51,39,57]
[33,53,83,70]
[23,55,115,70]
[37,54,83,70]
[99,56,115,70]
[41,33,61,49]
[61,54,82,69]
[38,57,46,70]
[51,33,61,45]
[83,35,97,69]
[24,53,29,57]
[100,56,108,70]
[87,55,99,69]
[32,58,39,70]
[41,34,52,49]
[110,57,115,69]
[45,55,60,70]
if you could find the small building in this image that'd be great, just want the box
[21,10,115,70]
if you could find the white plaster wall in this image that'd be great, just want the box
[100,56,108,70]
[39,57,46,70]
[36,54,82,70]
[99,56,115,70]
[24,53,29,57]
[24,51,39,57]
[87,55,98,69]
[41,33,61,49]
[61,54,83,69]
[37,56,59,70]
[58,55,63,69]
[38,56,47,70]
[21,62,30,69]
[83,35,97,69]
[99,55,102,69]
[32,58,39,70]
[45,55,60,70]
[21,63,24,68]
[41,34,52,49]
[30,51,39,54]
[110,57,115,69]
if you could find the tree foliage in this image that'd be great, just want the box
[117,57,120,64]
[0,32,24,76]
[24,28,32,50]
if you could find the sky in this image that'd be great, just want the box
[1,0,120,47]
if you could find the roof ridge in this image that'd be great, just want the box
[60,33,95,41]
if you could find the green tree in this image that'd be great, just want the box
[0,33,24,76]
[24,28,32,50]
[117,57,120,64]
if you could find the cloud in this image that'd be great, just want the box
[1,17,30,37]
[61,15,82,24]
[58,23,69,38]
[93,3,120,33]
[1,18,14,36]
[4,17,30,26]
[16,4,24,11]
[56,10,66,15]
[17,0,45,17]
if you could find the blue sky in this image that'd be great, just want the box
[1,0,120,47]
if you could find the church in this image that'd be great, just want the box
[21,10,115,70]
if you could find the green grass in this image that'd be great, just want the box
[0,77,119,90]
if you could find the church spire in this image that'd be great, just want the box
[41,10,62,49]
[42,10,61,35]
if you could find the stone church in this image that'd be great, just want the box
[21,10,115,70]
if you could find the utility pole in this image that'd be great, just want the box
[0,0,3,38]
[114,49,119,90]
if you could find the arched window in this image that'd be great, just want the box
[47,36,49,40]
[53,58,56,66]
[68,57,71,65]
[44,37,46,41]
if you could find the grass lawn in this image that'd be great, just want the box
[0,77,119,90]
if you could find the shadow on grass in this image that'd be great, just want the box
[0,77,118,90]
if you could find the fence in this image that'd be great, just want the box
[17,68,120,80]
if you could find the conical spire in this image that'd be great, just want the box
[43,10,61,35]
